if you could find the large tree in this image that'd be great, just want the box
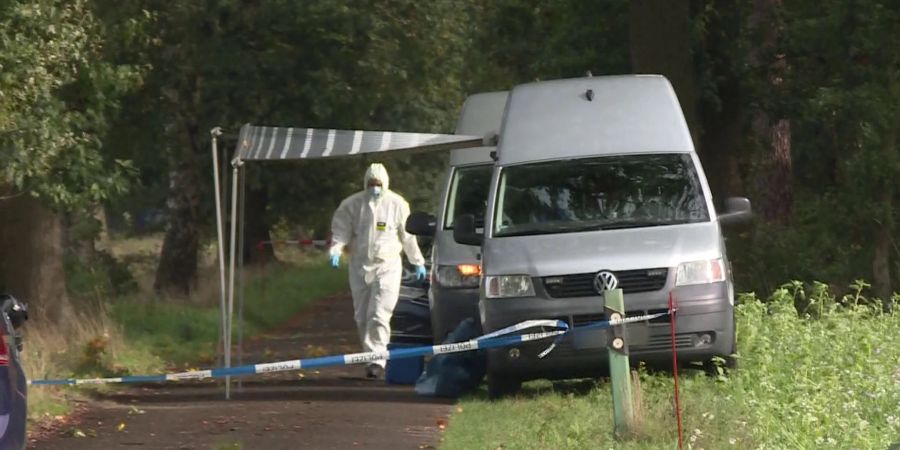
[782,0,899,300]
[96,0,479,294]
[0,0,137,319]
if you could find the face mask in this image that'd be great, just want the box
[370,185,383,198]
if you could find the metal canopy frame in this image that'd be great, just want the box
[210,124,484,398]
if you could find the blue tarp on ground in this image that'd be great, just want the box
[415,318,487,398]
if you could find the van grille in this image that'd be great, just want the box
[543,269,668,298]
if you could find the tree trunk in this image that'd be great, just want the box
[629,0,701,146]
[695,1,745,201]
[0,193,73,322]
[154,127,204,296]
[873,220,892,302]
[62,210,98,262]
[872,127,896,303]
[748,0,793,224]
[243,186,277,265]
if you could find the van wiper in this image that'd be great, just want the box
[497,220,683,237]
[497,228,561,237]
[570,220,678,231]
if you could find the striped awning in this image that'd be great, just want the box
[235,124,484,161]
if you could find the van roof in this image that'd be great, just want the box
[450,91,509,166]
[497,75,694,165]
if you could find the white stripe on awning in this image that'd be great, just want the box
[234,124,483,161]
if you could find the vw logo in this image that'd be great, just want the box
[594,271,619,293]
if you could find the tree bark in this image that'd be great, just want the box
[62,210,98,262]
[154,125,204,296]
[242,186,277,265]
[748,0,793,224]
[0,193,73,322]
[629,0,701,146]
[695,1,745,200]
[872,127,896,303]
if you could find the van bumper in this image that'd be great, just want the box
[430,286,481,342]
[480,281,734,381]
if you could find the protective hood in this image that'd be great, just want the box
[364,163,390,190]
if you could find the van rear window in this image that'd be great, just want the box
[494,153,709,237]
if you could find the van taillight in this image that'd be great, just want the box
[0,334,9,366]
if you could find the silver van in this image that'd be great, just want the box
[451,75,752,397]
[406,91,508,342]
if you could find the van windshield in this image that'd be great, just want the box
[445,164,493,229]
[494,153,709,237]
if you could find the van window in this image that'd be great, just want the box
[444,164,493,229]
[494,153,709,237]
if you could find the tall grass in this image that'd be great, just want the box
[440,282,900,449]
[111,261,347,366]
[23,242,347,423]
[22,305,164,422]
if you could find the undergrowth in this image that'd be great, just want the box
[23,245,346,424]
[441,281,900,449]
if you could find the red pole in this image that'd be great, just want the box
[669,292,684,450]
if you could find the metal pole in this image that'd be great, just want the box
[236,164,247,391]
[606,288,635,438]
[226,161,241,399]
[210,127,228,373]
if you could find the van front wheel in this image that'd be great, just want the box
[487,373,521,400]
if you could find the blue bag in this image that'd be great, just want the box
[414,318,487,398]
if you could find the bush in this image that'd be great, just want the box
[65,249,138,301]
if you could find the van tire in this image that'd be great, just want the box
[487,373,521,400]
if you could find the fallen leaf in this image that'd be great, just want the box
[117,423,126,432]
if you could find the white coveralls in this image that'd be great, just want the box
[329,164,425,368]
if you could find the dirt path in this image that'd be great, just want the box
[30,294,454,450]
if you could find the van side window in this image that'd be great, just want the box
[444,164,493,229]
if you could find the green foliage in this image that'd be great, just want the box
[0,0,141,209]
[470,0,630,89]
[442,282,900,449]
[111,260,346,366]
[96,0,484,236]
[728,0,900,295]
[65,250,139,302]
[735,283,899,448]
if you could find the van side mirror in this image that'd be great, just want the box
[453,214,483,246]
[405,212,436,237]
[718,197,753,225]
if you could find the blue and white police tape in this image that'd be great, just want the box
[28,312,667,387]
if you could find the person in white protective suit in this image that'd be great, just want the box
[329,163,427,379]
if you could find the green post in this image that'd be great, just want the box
[606,288,634,438]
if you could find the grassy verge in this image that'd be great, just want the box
[24,249,346,423]
[441,282,900,449]
[111,262,347,366]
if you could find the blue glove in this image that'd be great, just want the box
[330,254,340,268]
[415,265,427,281]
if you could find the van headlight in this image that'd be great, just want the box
[676,258,726,286]
[435,264,481,288]
[485,275,535,298]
